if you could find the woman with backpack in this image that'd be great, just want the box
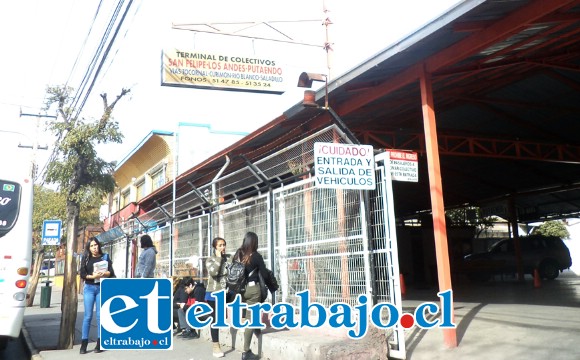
[234,231,271,360]
[205,237,230,358]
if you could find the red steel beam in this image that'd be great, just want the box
[336,0,577,118]
[353,130,580,164]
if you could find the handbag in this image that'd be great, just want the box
[265,269,279,292]
[258,269,279,302]
[258,271,268,302]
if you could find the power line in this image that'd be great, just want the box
[70,0,125,115]
[99,0,143,83]
[74,0,135,119]
[38,1,136,184]
[64,0,106,88]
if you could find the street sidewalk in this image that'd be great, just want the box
[21,282,376,360]
[22,282,238,360]
[22,273,580,360]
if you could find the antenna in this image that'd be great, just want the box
[322,0,333,81]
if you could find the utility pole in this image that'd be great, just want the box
[19,112,55,180]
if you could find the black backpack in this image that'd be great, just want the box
[226,260,255,295]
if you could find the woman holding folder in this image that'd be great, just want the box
[79,237,113,354]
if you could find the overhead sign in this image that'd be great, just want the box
[388,150,418,182]
[42,219,62,246]
[161,49,285,94]
[314,142,375,190]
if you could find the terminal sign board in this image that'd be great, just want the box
[388,150,418,182]
[162,49,285,94]
[314,142,375,190]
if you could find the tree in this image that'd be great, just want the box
[28,185,105,306]
[445,206,496,237]
[43,85,129,349]
[531,220,570,239]
[27,185,67,306]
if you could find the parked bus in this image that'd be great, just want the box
[0,136,34,350]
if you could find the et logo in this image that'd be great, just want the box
[100,278,173,350]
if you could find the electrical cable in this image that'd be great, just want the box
[70,0,124,115]
[74,0,134,119]
[64,0,105,88]
[38,1,130,183]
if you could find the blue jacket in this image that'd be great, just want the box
[136,246,157,278]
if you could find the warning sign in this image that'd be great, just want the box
[388,150,418,182]
[314,142,375,190]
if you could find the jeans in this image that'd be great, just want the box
[82,284,101,340]
[177,307,189,329]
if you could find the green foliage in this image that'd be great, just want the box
[32,185,104,249]
[446,206,497,238]
[78,187,106,226]
[42,85,130,350]
[531,220,570,239]
[32,185,67,248]
[446,206,495,227]
[42,85,129,200]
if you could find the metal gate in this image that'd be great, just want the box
[271,152,406,358]
[373,152,406,359]
[112,124,406,357]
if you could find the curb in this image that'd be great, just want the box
[21,326,43,360]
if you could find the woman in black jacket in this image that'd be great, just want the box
[79,237,113,354]
[234,232,270,360]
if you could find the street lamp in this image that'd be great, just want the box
[297,72,328,109]
[296,71,359,145]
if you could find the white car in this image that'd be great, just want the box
[40,259,56,276]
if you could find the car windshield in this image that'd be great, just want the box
[488,239,513,253]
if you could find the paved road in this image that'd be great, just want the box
[0,335,28,360]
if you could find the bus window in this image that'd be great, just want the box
[0,180,21,237]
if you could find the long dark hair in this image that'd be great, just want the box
[140,234,154,248]
[237,232,259,265]
[82,237,103,266]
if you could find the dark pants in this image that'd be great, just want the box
[177,307,189,329]
[242,283,261,352]
[207,292,234,342]
[207,300,220,342]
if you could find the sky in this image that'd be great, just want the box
[0,0,463,180]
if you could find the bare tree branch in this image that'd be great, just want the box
[98,88,130,130]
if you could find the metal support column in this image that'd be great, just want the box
[420,67,457,348]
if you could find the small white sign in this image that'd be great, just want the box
[314,142,375,190]
[388,150,418,182]
[42,219,62,246]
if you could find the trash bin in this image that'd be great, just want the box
[40,280,52,308]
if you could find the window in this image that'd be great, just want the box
[151,168,165,191]
[113,196,120,213]
[135,178,146,201]
[121,190,130,207]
